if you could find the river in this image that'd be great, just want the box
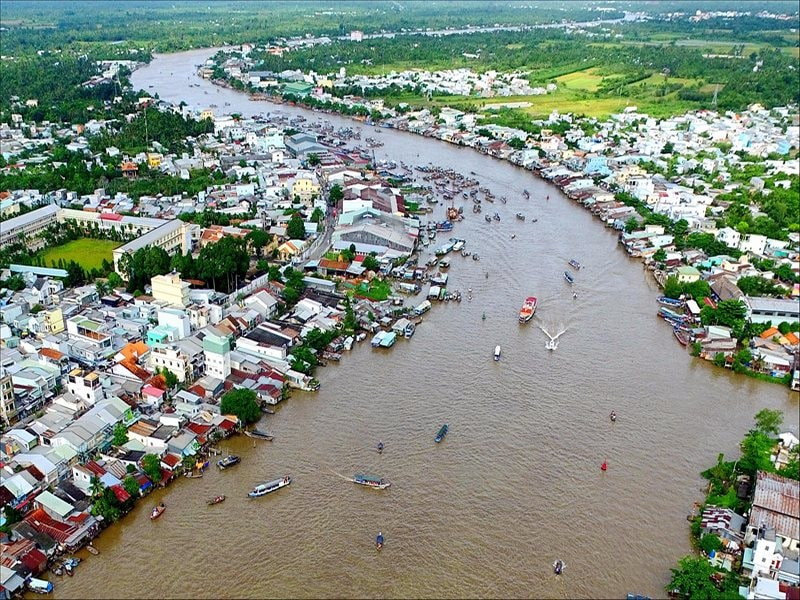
[50,49,798,599]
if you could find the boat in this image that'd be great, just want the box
[248,476,292,498]
[518,296,537,323]
[494,345,501,361]
[435,424,449,443]
[207,495,226,506]
[352,474,391,490]
[601,460,608,471]
[451,238,466,252]
[86,544,99,555]
[515,212,525,221]
[673,327,691,346]
[150,503,166,520]
[485,215,492,222]
[545,339,557,351]
[27,578,54,595]
[376,532,384,551]
[261,406,275,414]
[377,441,384,453]
[553,560,565,575]
[564,271,574,285]
[245,428,274,441]
[610,411,617,422]
[568,259,582,270]
[217,454,241,469]
[657,295,683,307]
[659,307,686,323]
[493,212,500,221]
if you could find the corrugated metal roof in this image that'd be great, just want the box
[751,471,800,539]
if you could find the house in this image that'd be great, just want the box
[676,266,702,284]
[745,297,800,325]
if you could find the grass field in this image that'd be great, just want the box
[41,238,120,271]
[554,68,605,92]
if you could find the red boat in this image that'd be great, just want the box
[150,503,166,520]
[518,297,537,323]
[673,327,691,346]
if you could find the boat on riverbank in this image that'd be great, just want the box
[564,271,574,284]
[657,296,683,308]
[245,428,274,441]
[435,424,449,443]
[217,455,241,469]
[249,476,291,498]
[352,474,391,490]
[519,297,537,323]
[673,327,691,346]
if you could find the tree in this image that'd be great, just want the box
[112,422,128,447]
[158,367,179,390]
[653,248,667,263]
[666,556,722,599]
[342,295,357,335]
[624,217,640,233]
[122,475,140,499]
[699,534,722,555]
[663,275,682,300]
[141,453,162,485]
[328,183,343,205]
[712,353,727,368]
[245,229,271,258]
[754,408,783,436]
[220,388,261,424]
[362,254,380,271]
[306,153,321,167]
[286,214,306,240]
[739,429,776,476]
[89,475,105,499]
[310,207,324,223]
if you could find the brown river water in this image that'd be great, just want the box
[48,49,799,599]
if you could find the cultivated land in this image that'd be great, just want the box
[41,239,120,271]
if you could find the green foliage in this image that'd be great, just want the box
[754,408,783,436]
[286,214,307,240]
[698,534,722,555]
[310,207,325,224]
[157,367,179,390]
[737,276,788,298]
[141,453,162,485]
[91,486,121,523]
[700,299,747,337]
[342,295,358,335]
[328,184,344,205]
[664,275,682,300]
[362,254,380,272]
[220,388,261,424]
[666,556,726,599]
[739,430,776,477]
[112,423,128,447]
[306,153,321,167]
[779,447,799,481]
[191,236,251,293]
[712,352,727,368]
[121,246,171,293]
[690,341,702,357]
[122,475,140,498]
[289,345,318,375]
[653,248,667,263]
[281,266,307,307]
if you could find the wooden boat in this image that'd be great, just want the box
[248,476,291,498]
[207,495,226,506]
[261,406,275,415]
[184,471,203,479]
[518,297,537,323]
[150,503,166,520]
[376,532,384,551]
[435,424,449,443]
[568,259,582,270]
[657,295,683,308]
[86,544,99,555]
[245,429,274,441]
[564,271,574,285]
[352,474,391,490]
[217,455,241,469]
[673,327,691,346]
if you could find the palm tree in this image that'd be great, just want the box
[89,475,104,499]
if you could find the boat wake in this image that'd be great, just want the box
[538,324,567,350]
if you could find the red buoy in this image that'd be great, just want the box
[601,461,608,471]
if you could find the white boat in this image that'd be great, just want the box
[249,476,292,498]
[494,345,501,361]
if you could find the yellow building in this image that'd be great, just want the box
[290,175,321,203]
[151,272,190,308]
[43,307,65,335]
[200,108,215,121]
[147,153,163,168]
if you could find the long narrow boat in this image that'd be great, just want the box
[217,454,240,469]
[207,495,226,506]
[673,327,691,346]
[518,296,537,323]
[150,503,166,520]
[564,271,574,285]
[245,429,274,441]
[435,424,449,443]
[568,259,582,270]
[657,296,683,307]
[352,474,391,490]
[248,476,291,498]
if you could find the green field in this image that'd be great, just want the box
[555,68,605,92]
[41,238,120,271]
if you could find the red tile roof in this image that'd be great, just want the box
[24,508,77,544]
[110,484,131,503]
[40,347,65,360]
[161,453,181,468]
[185,422,211,436]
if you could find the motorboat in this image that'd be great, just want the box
[376,532,384,551]
[245,428,274,441]
[518,297,537,323]
[207,495,226,506]
[150,503,166,520]
[217,455,241,470]
[485,214,492,222]
[516,212,525,221]
[352,474,391,490]
[568,259,582,270]
[377,441,384,453]
[249,476,292,498]
[553,560,564,575]
[435,424,449,443]
[610,412,617,422]
[564,271,575,285]
[494,345,501,361]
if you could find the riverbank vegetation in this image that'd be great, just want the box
[667,409,798,599]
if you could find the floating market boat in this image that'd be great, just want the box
[352,474,391,490]
[518,297,537,323]
[249,476,292,498]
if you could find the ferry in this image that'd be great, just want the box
[518,297,537,323]
[568,259,582,270]
[217,455,241,469]
[564,271,575,285]
[435,424,449,443]
[494,345,501,360]
[352,474,391,490]
[249,476,292,498]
